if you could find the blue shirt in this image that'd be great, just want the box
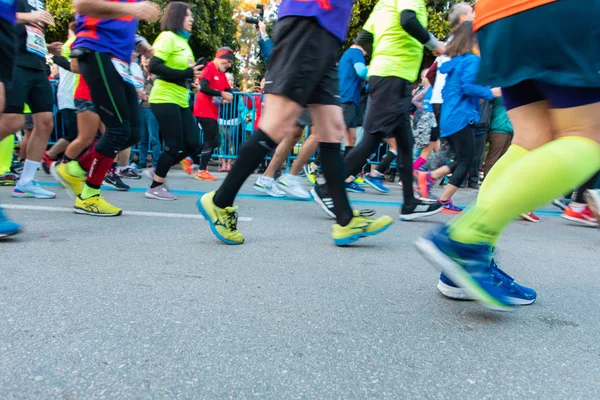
[73,1,139,62]
[338,47,366,105]
[423,86,433,113]
[278,0,354,43]
[0,0,16,24]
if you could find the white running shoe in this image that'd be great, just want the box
[276,173,311,199]
[253,176,286,198]
[12,180,56,199]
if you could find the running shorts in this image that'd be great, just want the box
[5,66,54,114]
[341,102,359,129]
[363,76,413,138]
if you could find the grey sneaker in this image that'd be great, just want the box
[145,184,177,201]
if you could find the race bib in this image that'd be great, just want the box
[111,57,135,86]
[25,25,47,58]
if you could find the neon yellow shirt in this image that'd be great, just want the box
[364,0,427,82]
[149,31,194,108]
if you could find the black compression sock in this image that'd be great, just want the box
[320,142,354,226]
[150,180,162,188]
[397,152,415,206]
[377,150,397,173]
[214,128,277,208]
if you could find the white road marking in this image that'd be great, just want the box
[0,204,253,221]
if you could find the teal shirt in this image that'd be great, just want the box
[490,97,513,134]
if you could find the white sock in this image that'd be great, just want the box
[18,160,41,185]
[261,175,274,182]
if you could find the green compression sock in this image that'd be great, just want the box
[81,184,100,200]
[449,136,600,245]
[66,160,87,178]
[0,135,15,175]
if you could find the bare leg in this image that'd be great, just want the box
[263,125,303,178]
[289,131,319,176]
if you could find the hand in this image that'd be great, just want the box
[192,64,203,80]
[491,87,502,97]
[28,10,55,26]
[432,42,446,56]
[258,21,267,35]
[136,88,147,100]
[137,41,154,58]
[47,42,62,57]
[131,1,160,23]
[190,82,199,93]
[221,91,234,103]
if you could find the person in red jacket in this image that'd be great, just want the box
[193,47,234,181]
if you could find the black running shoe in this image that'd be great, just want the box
[104,168,130,191]
[310,184,336,219]
[400,198,443,221]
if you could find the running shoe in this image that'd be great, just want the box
[436,259,537,305]
[74,194,123,217]
[11,161,23,175]
[400,199,444,221]
[41,151,54,174]
[12,180,56,199]
[145,183,177,201]
[521,212,540,222]
[197,191,244,245]
[104,168,130,191]
[415,171,434,199]
[50,161,84,198]
[332,209,394,246]
[364,173,390,194]
[276,174,310,199]
[584,189,600,226]
[438,199,462,214]
[416,225,514,311]
[561,204,598,227]
[303,164,317,186]
[552,196,572,211]
[253,176,286,198]
[0,172,19,186]
[0,206,21,238]
[195,169,217,181]
[346,181,365,193]
[181,158,193,175]
[119,166,141,179]
[310,184,336,219]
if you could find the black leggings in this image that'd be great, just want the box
[469,132,487,184]
[430,103,442,142]
[197,117,219,170]
[151,103,200,179]
[446,125,475,187]
[78,51,140,158]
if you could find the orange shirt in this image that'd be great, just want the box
[474,0,556,31]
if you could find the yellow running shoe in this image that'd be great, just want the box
[74,194,123,217]
[50,162,85,199]
[197,191,244,245]
[332,210,394,246]
[355,176,366,185]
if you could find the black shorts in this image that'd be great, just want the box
[341,102,359,129]
[264,17,340,107]
[363,76,413,138]
[5,66,54,114]
[296,108,312,127]
[58,108,78,141]
[0,19,16,89]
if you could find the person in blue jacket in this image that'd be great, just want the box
[256,21,274,63]
[415,21,500,212]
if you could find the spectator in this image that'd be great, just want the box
[218,72,241,172]
[256,21,273,63]
[483,96,513,179]
[193,46,235,181]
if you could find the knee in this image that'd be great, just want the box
[95,122,131,157]
[320,119,345,143]
[34,114,54,135]
[164,144,185,161]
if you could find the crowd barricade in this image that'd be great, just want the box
[46,85,393,169]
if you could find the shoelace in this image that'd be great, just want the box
[358,209,375,218]
[225,211,238,231]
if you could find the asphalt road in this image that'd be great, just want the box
[1,170,598,399]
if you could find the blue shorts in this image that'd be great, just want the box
[503,80,600,111]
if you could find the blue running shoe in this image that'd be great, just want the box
[364,173,390,194]
[437,259,536,305]
[416,225,514,311]
[0,206,21,238]
[346,181,365,193]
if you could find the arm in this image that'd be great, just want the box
[412,89,426,110]
[461,57,494,101]
[52,56,72,72]
[353,62,368,80]
[199,79,222,97]
[399,10,441,52]
[426,62,437,86]
[148,57,193,80]
[258,37,274,63]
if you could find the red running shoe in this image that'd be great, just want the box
[415,171,433,199]
[521,212,540,222]
[561,204,598,227]
[181,158,193,175]
[41,151,54,175]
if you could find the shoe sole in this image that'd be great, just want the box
[73,207,122,217]
[122,176,142,180]
[196,197,243,245]
[364,178,390,194]
[252,184,286,198]
[310,188,336,219]
[345,187,365,193]
[561,214,597,227]
[584,190,600,227]
[144,192,177,201]
[415,237,513,312]
[11,191,56,199]
[437,280,535,305]
[399,206,443,221]
[0,229,21,239]
[520,213,540,223]
[50,162,78,200]
[333,220,394,246]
